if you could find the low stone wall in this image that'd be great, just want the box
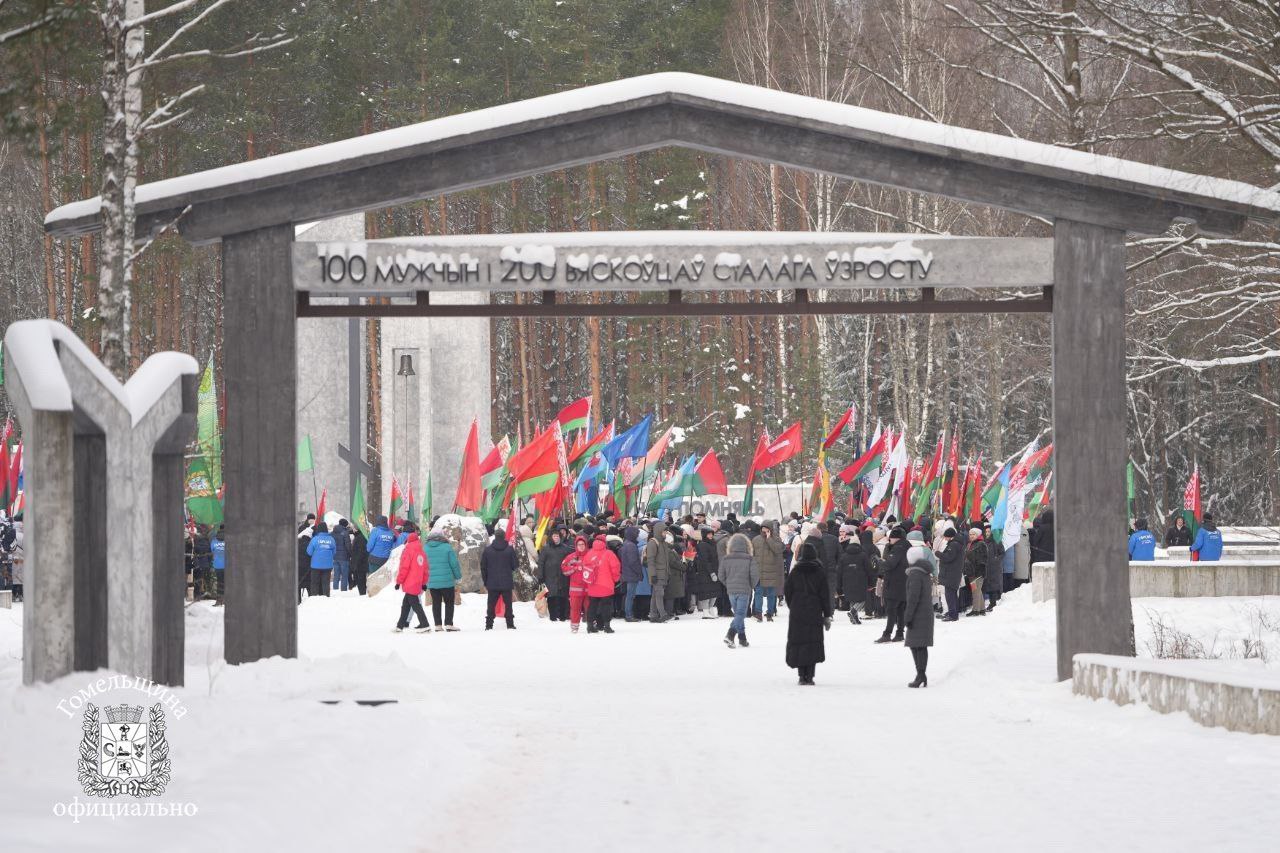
[1073,653,1280,736]
[1164,545,1280,561]
[1033,560,1280,602]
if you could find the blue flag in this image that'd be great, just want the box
[600,414,653,466]
[991,466,1011,544]
[574,452,609,514]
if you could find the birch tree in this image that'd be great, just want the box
[95,0,290,378]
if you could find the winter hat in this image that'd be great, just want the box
[889,526,906,540]
[906,545,933,568]
[969,526,983,536]
[943,528,957,539]
[840,524,857,536]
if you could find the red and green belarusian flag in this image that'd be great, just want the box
[897,459,917,520]
[506,422,568,499]
[823,405,855,450]
[1182,464,1202,538]
[911,435,946,518]
[569,421,613,469]
[691,449,728,496]
[479,436,511,493]
[453,418,484,512]
[554,395,592,433]
[388,478,404,525]
[741,421,803,514]
[837,429,887,486]
[405,483,418,524]
[0,420,11,511]
[943,435,961,515]
[612,457,635,515]
[965,455,983,522]
[316,487,328,522]
[1018,443,1054,486]
[628,426,674,489]
[1026,471,1052,520]
[981,460,1008,518]
[741,432,770,515]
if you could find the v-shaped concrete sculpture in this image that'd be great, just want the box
[3,321,197,686]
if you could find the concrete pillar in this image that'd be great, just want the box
[379,291,490,518]
[294,214,364,520]
[223,224,298,665]
[1051,218,1132,680]
[3,321,195,685]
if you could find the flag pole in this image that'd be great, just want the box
[771,468,784,520]
[308,435,319,515]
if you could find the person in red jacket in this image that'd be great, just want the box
[562,536,590,634]
[583,535,622,634]
[393,528,431,633]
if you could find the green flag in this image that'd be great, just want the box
[297,435,314,472]
[197,355,222,491]
[1126,462,1135,519]
[350,477,369,535]
[423,471,432,522]
[185,455,223,525]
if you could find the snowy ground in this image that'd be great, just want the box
[3,588,1279,852]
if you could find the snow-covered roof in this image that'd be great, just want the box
[45,72,1280,240]
[3,320,198,426]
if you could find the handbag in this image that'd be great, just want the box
[534,588,549,619]
[874,577,884,598]
[454,586,462,605]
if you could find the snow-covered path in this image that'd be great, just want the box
[3,589,1278,852]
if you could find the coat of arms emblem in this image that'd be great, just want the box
[77,703,171,797]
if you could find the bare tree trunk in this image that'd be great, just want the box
[96,0,145,379]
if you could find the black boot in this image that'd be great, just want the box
[723,629,736,648]
[909,673,928,688]
[875,634,892,644]
[738,631,749,648]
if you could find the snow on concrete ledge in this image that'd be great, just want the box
[1033,559,1280,601]
[1073,653,1280,736]
[3,320,197,426]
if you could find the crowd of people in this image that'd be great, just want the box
[185,499,1235,688]
[277,503,1057,688]
[0,512,24,602]
[505,506,1054,686]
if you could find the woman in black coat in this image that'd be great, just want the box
[904,546,935,688]
[836,536,869,625]
[783,541,833,686]
[1164,515,1192,547]
[983,525,1005,609]
[688,529,722,617]
[350,527,370,595]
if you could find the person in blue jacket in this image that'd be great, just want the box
[307,522,337,596]
[211,525,227,606]
[1127,518,1157,561]
[1190,513,1224,562]
[366,516,397,573]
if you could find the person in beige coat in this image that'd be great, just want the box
[752,521,785,621]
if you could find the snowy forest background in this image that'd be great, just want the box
[0,0,1277,525]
